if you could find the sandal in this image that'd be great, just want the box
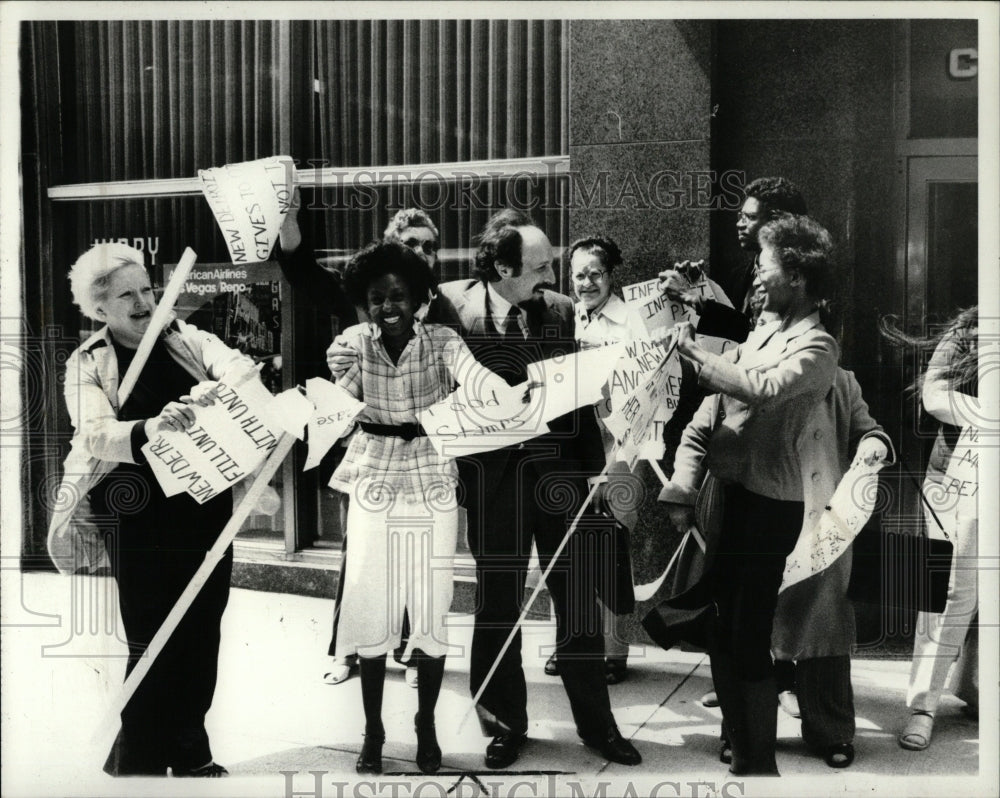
[898,711,934,751]
[323,658,358,685]
[405,665,419,688]
[823,742,854,768]
[778,690,801,718]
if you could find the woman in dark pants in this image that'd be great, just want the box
[58,243,253,776]
[661,215,840,775]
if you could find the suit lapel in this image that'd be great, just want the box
[739,314,820,371]
[460,281,490,337]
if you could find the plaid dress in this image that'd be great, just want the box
[329,321,491,500]
[331,320,503,658]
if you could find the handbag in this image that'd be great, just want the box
[847,470,954,614]
[589,517,636,615]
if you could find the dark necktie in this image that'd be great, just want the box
[502,305,522,339]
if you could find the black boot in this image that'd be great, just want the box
[414,650,445,774]
[356,655,387,774]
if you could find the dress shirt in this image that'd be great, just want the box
[574,293,648,349]
[331,320,509,496]
[486,282,527,338]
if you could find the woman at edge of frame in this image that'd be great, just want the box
[49,242,258,777]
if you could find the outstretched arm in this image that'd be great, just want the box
[275,188,358,324]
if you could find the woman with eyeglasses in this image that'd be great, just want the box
[537,236,646,685]
[661,214,845,775]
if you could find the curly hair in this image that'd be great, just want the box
[744,176,808,217]
[473,208,535,282]
[383,207,439,242]
[758,213,835,302]
[343,240,437,308]
[68,243,147,321]
[567,235,624,273]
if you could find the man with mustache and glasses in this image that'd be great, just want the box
[434,210,643,770]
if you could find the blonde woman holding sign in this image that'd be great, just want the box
[54,243,253,777]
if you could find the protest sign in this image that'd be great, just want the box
[303,378,366,470]
[598,339,677,460]
[419,380,546,457]
[420,346,625,458]
[621,275,737,356]
[141,368,284,503]
[942,424,980,519]
[528,343,627,423]
[603,345,682,471]
[780,459,885,590]
[270,385,318,441]
[199,156,293,265]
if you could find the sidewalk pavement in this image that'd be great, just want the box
[1,572,993,798]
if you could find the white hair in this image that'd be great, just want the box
[68,243,147,320]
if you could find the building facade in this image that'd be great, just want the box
[17,17,980,643]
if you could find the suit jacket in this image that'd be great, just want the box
[661,312,840,504]
[436,279,606,502]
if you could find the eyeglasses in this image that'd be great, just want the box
[572,270,608,284]
[403,238,439,255]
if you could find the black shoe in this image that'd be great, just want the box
[356,734,384,774]
[720,737,732,765]
[173,762,228,777]
[544,652,559,676]
[580,727,641,766]
[823,742,854,769]
[415,713,442,775]
[484,731,528,769]
[605,658,628,685]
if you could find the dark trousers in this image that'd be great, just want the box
[796,655,855,748]
[709,484,803,774]
[103,535,233,776]
[463,454,614,739]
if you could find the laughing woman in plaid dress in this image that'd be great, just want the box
[329,240,515,775]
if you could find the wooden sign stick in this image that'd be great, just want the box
[116,247,198,407]
[459,460,612,733]
[95,431,296,747]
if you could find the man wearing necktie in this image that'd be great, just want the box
[437,210,642,769]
